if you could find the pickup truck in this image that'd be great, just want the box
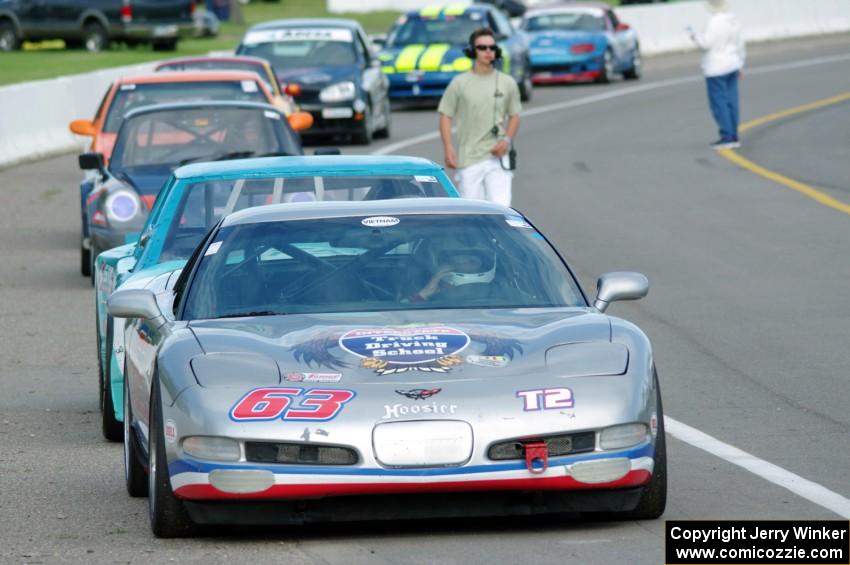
[0,0,194,52]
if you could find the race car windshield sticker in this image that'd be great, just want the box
[264,110,281,120]
[361,216,400,228]
[505,215,533,229]
[339,326,469,374]
[204,241,223,256]
[120,84,136,91]
[243,28,354,45]
[241,80,258,93]
[414,175,438,183]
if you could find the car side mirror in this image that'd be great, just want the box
[616,23,630,32]
[369,33,386,48]
[593,272,648,313]
[69,118,96,137]
[79,152,107,176]
[108,288,163,320]
[314,148,341,156]
[287,111,313,132]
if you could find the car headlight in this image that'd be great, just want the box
[104,190,141,223]
[182,436,241,461]
[599,423,649,450]
[319,81,356,102]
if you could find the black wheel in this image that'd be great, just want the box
[597,49,614,84]
[124,367,148,497]
[621,369,667,519]
[623,46,642,80]
[149,377,196,537]
[101,318,123,442]
[519,64,533,102]
[81,237,91,277]
[373,97,391,139]
[89,242,102,286]
[83,21,109,52]
[0,21,20,52]
[351,105,373,145]
[152,39,177,52]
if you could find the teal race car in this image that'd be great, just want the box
[94,155,459,440]
[379,4,533,102]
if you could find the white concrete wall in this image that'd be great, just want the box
[0,62,155,169]
[616,0,850,55]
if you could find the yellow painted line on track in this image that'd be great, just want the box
[719,91,850,217]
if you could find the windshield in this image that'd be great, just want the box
[103,81,269,132]
[150,175,452,264]
[387,16,484,46]
[522,11,606,33]
[239,28,358,70]
[181,213,584,319]
[157,61,277,93]
[109,106,301,175]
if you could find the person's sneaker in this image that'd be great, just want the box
[711,139,741,149]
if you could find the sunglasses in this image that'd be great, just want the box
[475,44,497,52]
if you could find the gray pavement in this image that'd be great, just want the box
[1,33,849,564]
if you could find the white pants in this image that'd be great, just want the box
[455,158,513,207]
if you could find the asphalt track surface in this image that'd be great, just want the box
[1,34,849,564]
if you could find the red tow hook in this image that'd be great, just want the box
[524,441,548,474]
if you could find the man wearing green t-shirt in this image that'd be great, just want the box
[438,27,521,206]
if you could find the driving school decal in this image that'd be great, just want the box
[339,326,470,374]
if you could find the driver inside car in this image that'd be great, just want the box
[407,247,497,303]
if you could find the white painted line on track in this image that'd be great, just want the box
[371,48,850,518]
[666,416,850,518]
[371,51,850,156]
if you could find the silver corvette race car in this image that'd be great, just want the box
[109,198,666,537]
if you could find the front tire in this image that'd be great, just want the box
[351,105,373,145]
[149,377,196,537]
[373,98,391,139]
[0,21,20,52]
[124,371,148,497]
[621,370,667,519]
[83,21,109,52]
[152,39,177,52]
[623,46,642,80]
[101,318,123,442]
[597,49,614,84]
[519,64,533,102]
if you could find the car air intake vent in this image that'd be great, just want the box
[488,431,595,460]
[245,442,358,465]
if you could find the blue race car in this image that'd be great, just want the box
[521,3,641,84]
[94,155,460,441]
[379,4,533,102]
[236,19,392,144]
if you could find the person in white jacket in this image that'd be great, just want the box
[688,0,746,149]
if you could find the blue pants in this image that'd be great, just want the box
[705,71,740,141]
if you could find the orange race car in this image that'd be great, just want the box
[154,55,302,117]
[70,70,313,276]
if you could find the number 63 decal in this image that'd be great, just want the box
[230,387,356,422]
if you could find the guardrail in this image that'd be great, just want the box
[1,0,849,170]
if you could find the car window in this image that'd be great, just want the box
[523,11,606,32]
[109,106,299,172]
[181,213,584,319]
[490,10,513,37]
[93,87,111,124]
[239,28,358,69]
[387,15,486,46]
[103,81,269,133]
[147,174,451,266]
[157,61,275,93]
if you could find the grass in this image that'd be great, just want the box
[0,1,401,85]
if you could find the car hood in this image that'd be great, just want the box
[275,65,359,89]
[379,44,471,74]
[187,308,625,385]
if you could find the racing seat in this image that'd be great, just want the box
[363,179,427,201]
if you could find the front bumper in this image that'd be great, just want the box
[298,103,365,137]
[169,444,654,502]
[529,53,603,84]
[386,72,455,99]
[120,22,194,40]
